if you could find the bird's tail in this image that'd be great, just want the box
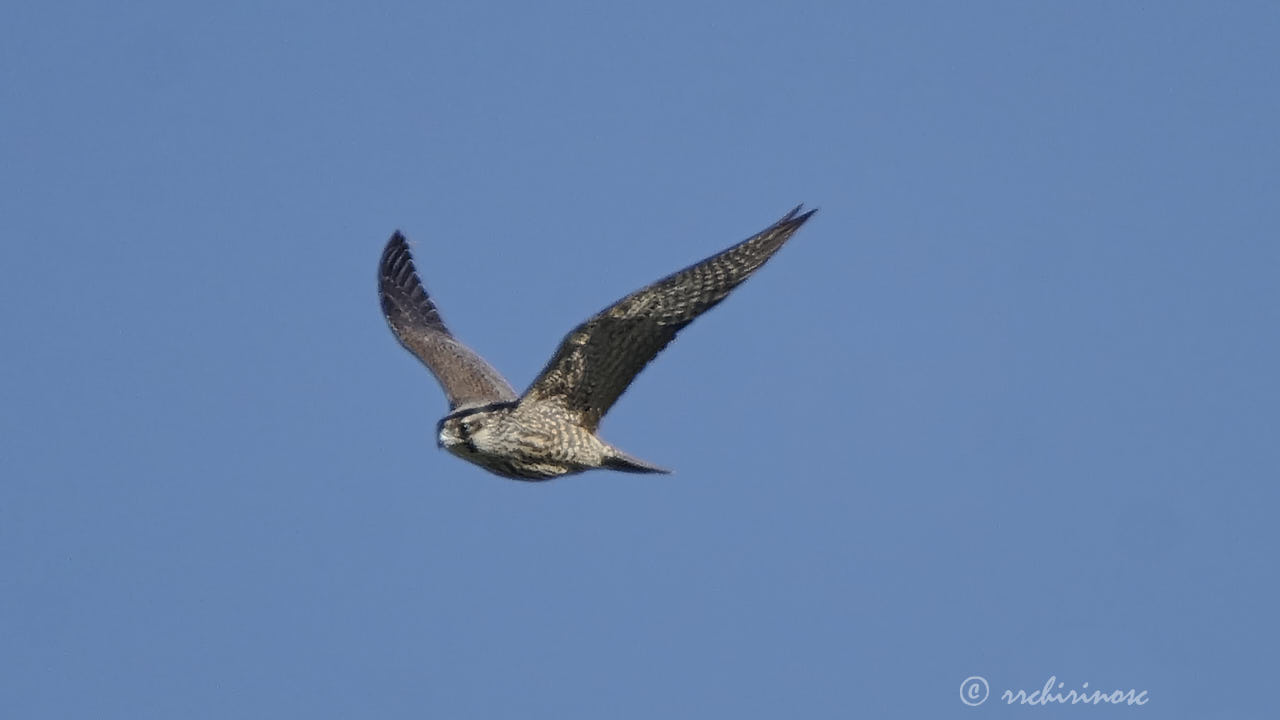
[602,446,671,474]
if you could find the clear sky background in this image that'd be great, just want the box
[3,2,1277,718]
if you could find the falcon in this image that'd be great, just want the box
[379,205,816,480]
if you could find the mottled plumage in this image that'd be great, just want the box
[379,205,816,480]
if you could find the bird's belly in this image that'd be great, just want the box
[444,437,574,481]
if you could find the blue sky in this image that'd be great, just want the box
[3,2,1277,717]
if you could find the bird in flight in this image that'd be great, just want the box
[379,204,816,480]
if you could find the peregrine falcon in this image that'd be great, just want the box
[379,204,816,480]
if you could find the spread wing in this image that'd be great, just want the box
[379,232,518,410]
[521,205,816,431]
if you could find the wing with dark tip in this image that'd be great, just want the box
[379,232,518,410]
[521,205,816,431]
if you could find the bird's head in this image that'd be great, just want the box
[438,414,479,452]
[437,403,511,456]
